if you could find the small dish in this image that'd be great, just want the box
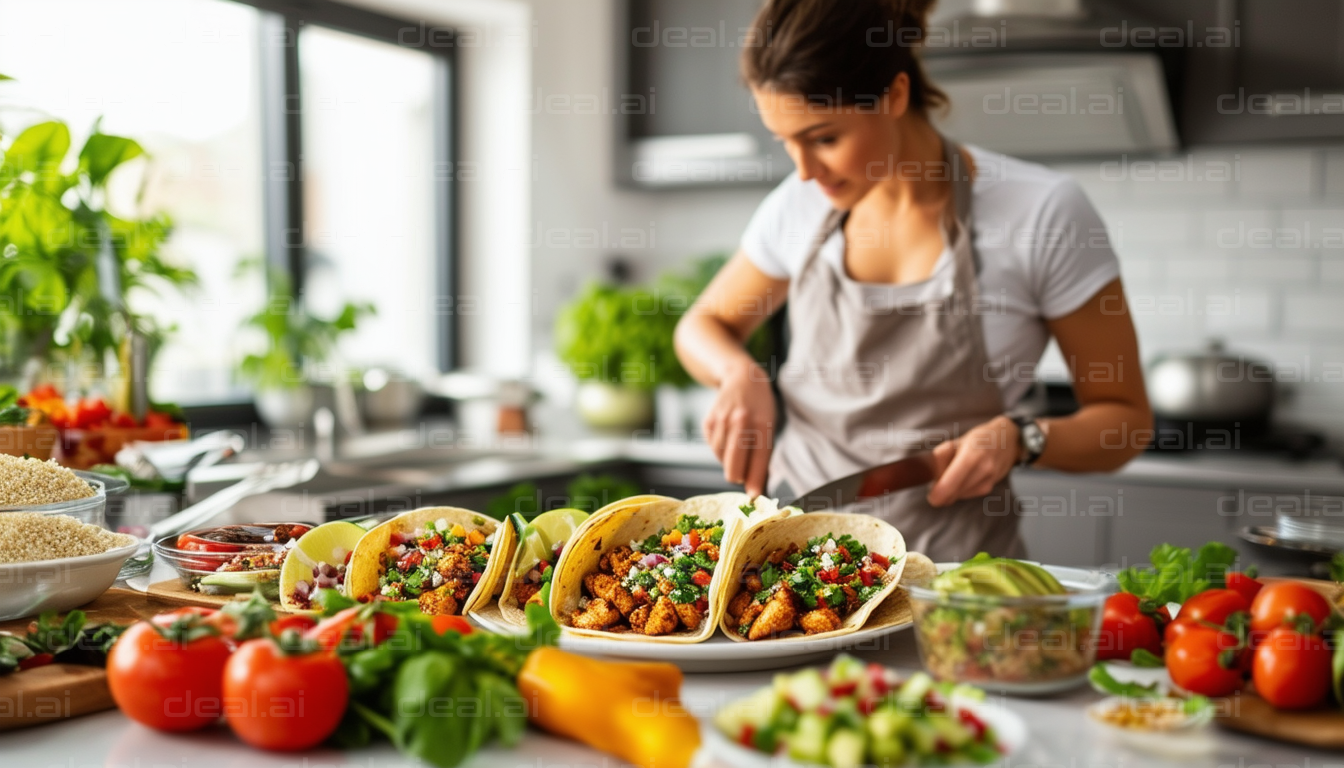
[1086,696,1215,757]
[152,522,313,599]
[0,537,139,620]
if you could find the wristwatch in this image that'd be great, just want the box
[1009,414,1046,466]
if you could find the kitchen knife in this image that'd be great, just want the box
[779,450,939,512]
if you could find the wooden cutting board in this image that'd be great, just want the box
[1216,693,1344,748]
[0,587,220,731]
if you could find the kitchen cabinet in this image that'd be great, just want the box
[1014,469,1236,569]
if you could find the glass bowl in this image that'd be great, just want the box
[906,563,1116,695]
[0,469,130,527]
[151,522,314,599]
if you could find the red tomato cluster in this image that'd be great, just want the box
[1100,572,1339,709]
[19,384,180,430]
[105,604,472,751]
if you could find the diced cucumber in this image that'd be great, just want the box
[896,672,934,708]
[714,686,779,740]
[870,734,906,767]
[784,668,830,713]
[929,713,973,748]
[907,718,939,755]
[866,707,912,742]
[786,712,830,764]
[828,653,865,687]
[825,728,866,768]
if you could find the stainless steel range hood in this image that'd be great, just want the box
[924,0,1180,158]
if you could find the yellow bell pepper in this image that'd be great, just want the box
[517,647,701,768]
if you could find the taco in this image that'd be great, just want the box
[346,507,515,616]
[489,507,592,627]
[719,511,908,642]
[549,494,748,643]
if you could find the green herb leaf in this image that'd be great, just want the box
[1088,663,1161,698]
[1129,648,1165,668]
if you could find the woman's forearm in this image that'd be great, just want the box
[673,313,763,388]
[1036,401,1153,473]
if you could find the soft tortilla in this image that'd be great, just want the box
[549,494,747,644]
[718,511,908,643]
[347,506,516,615]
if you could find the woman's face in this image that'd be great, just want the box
[751,76,909,210]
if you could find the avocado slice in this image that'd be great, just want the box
[198,569,280,598]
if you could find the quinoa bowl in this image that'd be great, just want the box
[0,512,138,620]
[0,455,130,527]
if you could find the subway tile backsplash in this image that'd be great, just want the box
[1051,144,1344,442]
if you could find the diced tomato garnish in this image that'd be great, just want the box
[836,545,851,563]
[830,681,857,697]
[694,596,709,613]
[871,553,891,569]
[692,570,713,587]
[958,708,987,739]
[817,567,839,584]
[471,571,482,584]
[738,724,756,747]
[396,551,424,571]
[419,533,443,551]
[687,529,701,549]
[431,615,473,636]
[859,569,875,587]
[857,697,877,715]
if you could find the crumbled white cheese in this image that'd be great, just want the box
[820,553,835,569]
[822,538,837,554]
[663,567,676,578]
[431,571,445,588]
[436,518,449,532]
[628,566,640,580]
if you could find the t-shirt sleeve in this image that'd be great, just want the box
[739,180,793,280]
[1032,178,1122,320]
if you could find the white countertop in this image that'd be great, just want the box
[3,630,1337,767]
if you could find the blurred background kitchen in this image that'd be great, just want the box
[5,0,1344,576]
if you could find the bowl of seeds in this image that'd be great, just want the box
[0,454,129,527]
[0,512,138,620]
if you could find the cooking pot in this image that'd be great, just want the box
[1146,340,1275,446]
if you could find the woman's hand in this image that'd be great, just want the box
[926,416,1022,507]
[702,363,777,497]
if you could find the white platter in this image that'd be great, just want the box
[470,602,912,673]
[705,695,1028,766]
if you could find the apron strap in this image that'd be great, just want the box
[942,136,981,278]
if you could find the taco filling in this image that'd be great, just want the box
[727,533,897,640]
[376,517,496,615]
[511,543,561,608]
[570,513,724,636]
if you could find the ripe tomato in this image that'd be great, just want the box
[1163,616,1204,648]
[1166,624,1244,697]
[270,614,319,636]
[107,617,233,731]
[1252,626,1332,710]
[1176,588,1248,627]
[223,639,348,751]
[1225,571,1264,605]
[1249,581,1332,635]
[1097,592,1167,661]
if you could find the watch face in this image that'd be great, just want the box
[1024,423,1046,454]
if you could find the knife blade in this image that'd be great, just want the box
[780,450,939,512]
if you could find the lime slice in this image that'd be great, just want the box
[513,507,589,576]
[280,521,367,611]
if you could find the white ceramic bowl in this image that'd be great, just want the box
[0,537,138,620]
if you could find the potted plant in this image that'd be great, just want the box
[555,282,690,431]
[0,118,197,394]
[236,262,374,429]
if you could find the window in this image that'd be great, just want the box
[0,0,266,404]
[299,25,440,381]
[0,0,457,408]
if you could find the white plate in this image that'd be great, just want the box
[471,605,912,673]
[705,695,1028,766]
[0,538,139,621]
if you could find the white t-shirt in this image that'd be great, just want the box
[740,144,1120,408]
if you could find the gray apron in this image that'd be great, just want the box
[767,136,1026,562]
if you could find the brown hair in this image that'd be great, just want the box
[741,0,946,112]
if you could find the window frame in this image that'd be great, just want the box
[189,0,459,425]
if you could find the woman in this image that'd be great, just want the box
[673,0,1152,561]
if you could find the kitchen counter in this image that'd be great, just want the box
[3,629,1337,767]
